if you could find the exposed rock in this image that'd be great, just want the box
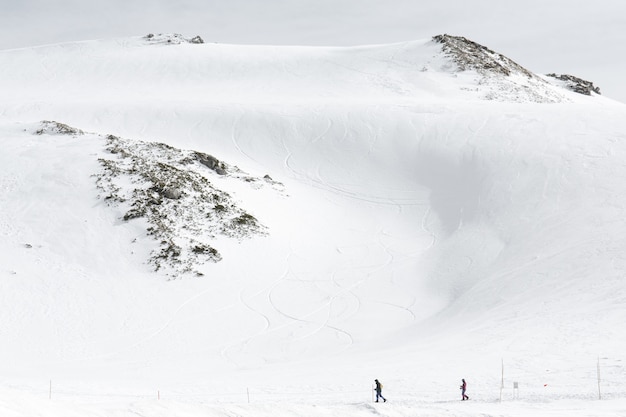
[433,34,533,78]
[189,36,204,44]
[163,187,182,200]
[195,152,227,175]
[431,34,570,103]
[545,73,601,96]
[95,134,273,277]
[143,33,206,45]
[35,120,84,136]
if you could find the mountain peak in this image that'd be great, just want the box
[433,34,534,78]
[432,34,575,102]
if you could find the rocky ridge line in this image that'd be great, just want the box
[432,34,601,101]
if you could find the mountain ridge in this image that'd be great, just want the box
[0,33,608,109]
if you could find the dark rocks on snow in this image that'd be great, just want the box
[546,73,601,95]
[433,34,534,78]
[95,134,270,277]
[144,33,205,45]
[163,187,182,200]
[195,152,227,175]
[35,120,84,136]
[189,36,204,44]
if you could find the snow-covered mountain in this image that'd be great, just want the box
[1,34,625,416]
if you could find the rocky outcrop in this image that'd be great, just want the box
[91,132,283,277]
[144,33,205,45]
[35,120,84,136]
[431,34,584,103]
[195,152,227,175]
[545,73,601,95]
[433,34,534,78]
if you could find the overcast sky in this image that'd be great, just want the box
[2,0,625,102]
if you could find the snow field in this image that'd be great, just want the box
[1,36,626,415]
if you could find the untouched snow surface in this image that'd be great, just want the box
[1,35,626,416]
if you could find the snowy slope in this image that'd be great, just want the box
[1,34,626,416]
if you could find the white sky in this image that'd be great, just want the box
[2,0,626,102]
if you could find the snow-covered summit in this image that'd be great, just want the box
[431,34,600,102]
[0,33,604,112]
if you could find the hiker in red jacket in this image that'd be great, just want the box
[460,378,469,400]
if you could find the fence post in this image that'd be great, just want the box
[597,356,602,400]
[49,380,52,400]
[499,358,504,403]
[247,387,250,404]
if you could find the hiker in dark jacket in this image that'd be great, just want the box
[374,379,387,402]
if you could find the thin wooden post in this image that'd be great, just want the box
[247,387,250,404]
[499,358,504,402]
[49,380,52,400]
[597,356,602,400]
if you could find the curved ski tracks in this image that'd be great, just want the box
[215,110,435,366]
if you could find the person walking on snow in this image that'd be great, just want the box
[374,379,387,402]
[460,378,469,400]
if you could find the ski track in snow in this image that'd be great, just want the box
[223,110,427,361]
[219,261,290,366]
